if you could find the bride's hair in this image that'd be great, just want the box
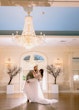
[39,69,44,77]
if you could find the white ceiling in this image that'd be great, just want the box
[45,36,79,47]
[0,35,79,47]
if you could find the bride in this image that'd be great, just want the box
[23,67,58,104]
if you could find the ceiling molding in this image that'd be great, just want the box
[0,30,79,36]
[0,0,79,6]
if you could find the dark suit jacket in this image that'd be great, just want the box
[26,70,34,81]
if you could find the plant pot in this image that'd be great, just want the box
[52,84,59,93]
[6,85,14,94]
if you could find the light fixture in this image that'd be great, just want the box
[5,58,13,68]
[54,58,63,68]
[13,6,45,49]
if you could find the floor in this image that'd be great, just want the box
[0,93,79,110]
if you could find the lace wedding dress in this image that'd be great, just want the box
[23,78,58,104]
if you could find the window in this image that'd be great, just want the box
[34,55,44,61]
[24,55,30,61]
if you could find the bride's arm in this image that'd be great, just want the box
[27,78,37,83]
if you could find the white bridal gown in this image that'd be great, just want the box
[23,78,58,104]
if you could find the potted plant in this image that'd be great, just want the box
[47,64,61,93]
[6,66,21,94]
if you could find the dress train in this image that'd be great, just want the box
[23,78,58,104]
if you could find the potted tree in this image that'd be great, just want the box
[6,66,21,94]
[47,64,61,93]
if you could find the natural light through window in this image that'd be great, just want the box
[73,75,79,81]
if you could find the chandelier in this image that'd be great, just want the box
[13,7,45,49]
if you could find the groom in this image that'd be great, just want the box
[26,65,38,82]
[25,65,38,102]
[24,65,44,103]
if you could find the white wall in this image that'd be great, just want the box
[0,45,79,93]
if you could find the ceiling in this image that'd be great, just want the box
[0,35,79,48]
[0,0,79,7]
[0,0,79,48]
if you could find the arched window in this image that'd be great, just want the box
[24,55,30,61]
[34,55,44,61]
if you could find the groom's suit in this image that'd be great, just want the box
[26,70,34,81]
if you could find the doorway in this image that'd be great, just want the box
[20,52,47,93]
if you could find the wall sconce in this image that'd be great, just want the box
[54,58,63,68]
[5,58,13,68]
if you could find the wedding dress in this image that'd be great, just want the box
[23,78,58,104]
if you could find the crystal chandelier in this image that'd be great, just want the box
[13,7,45,49]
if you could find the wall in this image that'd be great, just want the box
[0,45,79,93]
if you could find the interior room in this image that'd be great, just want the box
[0,0,79,110]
